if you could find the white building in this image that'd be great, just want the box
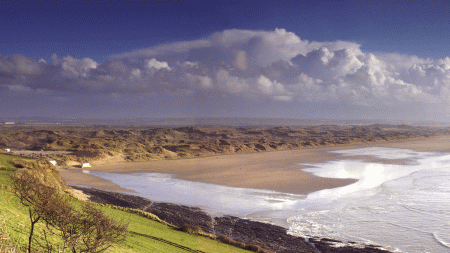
[4,122,15,125]
[48,160,57,166]
[82,162,91,168]
[5,149,10,152]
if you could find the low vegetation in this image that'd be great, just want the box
[0,123,414,252]
[1,124,449,165]
[11,167,128,252]
[0,153,263,252]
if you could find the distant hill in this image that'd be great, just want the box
[2,116,450,127]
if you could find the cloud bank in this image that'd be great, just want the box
[2,28,450,120]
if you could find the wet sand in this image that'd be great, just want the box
[59,135,450,195]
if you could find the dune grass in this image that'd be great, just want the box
[0,153,252,253]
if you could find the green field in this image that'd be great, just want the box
[0,153,252,253]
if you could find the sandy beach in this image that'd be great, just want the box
[59,135,450,195]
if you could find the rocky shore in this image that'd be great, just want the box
[72,186,392,253]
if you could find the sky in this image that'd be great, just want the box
[2,0,450,121]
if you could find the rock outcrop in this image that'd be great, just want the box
[73,187,392,253]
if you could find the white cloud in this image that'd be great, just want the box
[8,84,33,92]
[256,75,288,95]
[111,40,211,60]
[291,47,364,81]
[234,50,247,71]
[103,60,130,77]
[130,68,141,79]
[215,69,248,93]
[179,61,199,68]
[273,95,293,101]
[0,54,45,76]
[59,56,99,78]
[6,28,450,120]
[145,58,172,71]
[256,75,273,94]
[209,28,309,67]
[50,53,60,65]
[288,73,324,101]
[186,73,213,89]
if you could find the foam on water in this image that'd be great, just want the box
[85,147,450,253]
[84,171,305,216]
[288,148,450,252]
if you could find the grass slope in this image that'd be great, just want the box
[0,153,251,253]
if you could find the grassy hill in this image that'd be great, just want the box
[0,153,255,253]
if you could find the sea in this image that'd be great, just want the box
[83,147,450,253]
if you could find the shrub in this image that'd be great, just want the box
[178,224,203,235]
[216,234,271,253]
[216,235,245,249]
[10,168,128,253]
[245,244,264,252]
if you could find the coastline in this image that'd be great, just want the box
[59,136,450,252]
[72,186,392,253]
[59,135,450,195]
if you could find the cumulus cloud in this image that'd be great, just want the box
[255,75,291,98]
[102,60,130,77]
[145,58,171,71]
[59,55,99,78]
[5,28,450,120]
[0,54,45,76]
[130,68,141,79]
[185,73,213,89]
[288,73,324,101]
[215,69,247,93]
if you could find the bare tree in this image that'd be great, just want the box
[38,193,79,252]
[11,169,128,253]
[10,169,58,253]
[71,204,127,253]
[43,202,128,253]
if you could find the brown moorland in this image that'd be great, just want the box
[2,124,450,194]
[1,124,449,164]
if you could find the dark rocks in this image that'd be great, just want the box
[72,187,152,209]
[71,186,214,233]
[144,203,214,234]
[214,216,319,253]
[310,238,390,253]
[73,186,392,253]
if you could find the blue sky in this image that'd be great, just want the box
[4,0,450,61]
[2,0,450,121]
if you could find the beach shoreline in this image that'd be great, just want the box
[59,135,450,195]
[60,136,450,253]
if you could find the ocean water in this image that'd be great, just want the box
[83,171,305,217]
[84,147,450,253]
